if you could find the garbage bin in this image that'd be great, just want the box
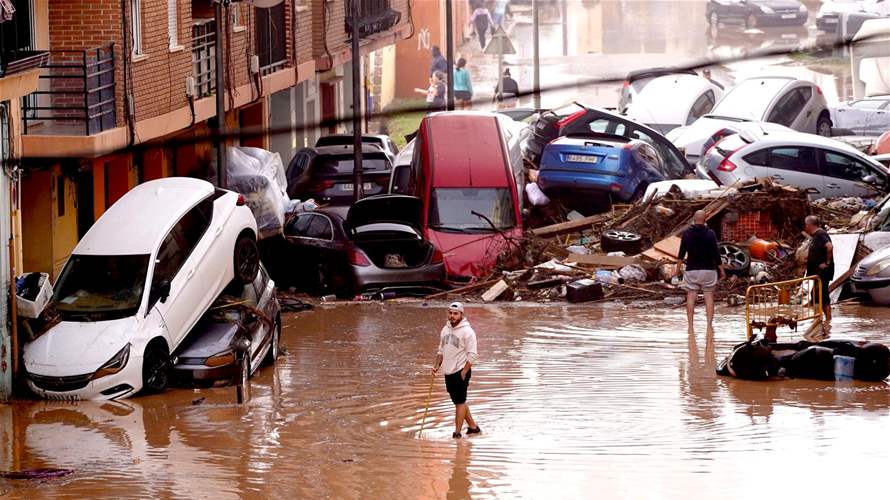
[16,272,52,319]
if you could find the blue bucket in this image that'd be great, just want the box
[834,355,855,381]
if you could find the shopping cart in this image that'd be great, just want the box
[744,275,824,342]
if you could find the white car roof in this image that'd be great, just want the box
[627,75,720,125]
[712,76,797,120]
[743,131,885,162]
[74,177,215,256]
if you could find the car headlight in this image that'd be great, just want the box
[92,344,131,380]
[867,259,890,277]
[761,5,775,14]
[205,350,237,368]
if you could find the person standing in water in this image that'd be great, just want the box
[678,210,725,335]
[432,302,481,439]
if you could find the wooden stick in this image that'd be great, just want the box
[417,373,436,437]
[424,279,500,299]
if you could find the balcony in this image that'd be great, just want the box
[192,19,216,98]
[0,49,48,78]
[345,0,401,40]
[22,44,116,136]
[255,4,287,75]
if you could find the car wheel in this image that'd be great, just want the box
[263,314,281,366]
[709,11,719,26]
[234,232,260,284]
[745,14,757,29]
[816,113,832,137]
[601,229,643,255]
[720,243,751,275]
[142,343,169,394]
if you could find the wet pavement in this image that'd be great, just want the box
[3,302,890,498]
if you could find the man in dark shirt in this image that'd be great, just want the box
[678,210,725,335]
[494,68,519,102]
[805,215,834,332]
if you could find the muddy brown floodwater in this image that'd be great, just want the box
[3,302,890,498]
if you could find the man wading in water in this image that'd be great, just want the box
[679,210,725,335]
[432,303,481,439]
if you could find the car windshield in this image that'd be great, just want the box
[52,254,150,321]
[318,155,389,175]
[428,188,517,232]
[712,79,791,120]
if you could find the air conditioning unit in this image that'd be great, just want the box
[185,76,196,97]
[249,55,260,75]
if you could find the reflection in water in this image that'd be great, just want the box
[3,303,890,498]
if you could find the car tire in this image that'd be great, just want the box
[745,14,757,29]
[601,230,643,255]
[719,243,751,275]
[234,232,260,284]
[141,343,169,394]
[263,314,281,366]
[816,113,832,137]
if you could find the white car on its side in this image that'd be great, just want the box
[698,130,889,198]
[668,76,832,161]
[830,94,890,135]
[625,73,724,135]
[24,177,260,400]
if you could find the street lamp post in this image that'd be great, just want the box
[214,0,228,188]
[351,0,363,203]
[445,0,455,111]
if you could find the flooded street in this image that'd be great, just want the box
[4,302,890,498]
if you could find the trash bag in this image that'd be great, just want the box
[618,264,647,283]
[226,147,290,239]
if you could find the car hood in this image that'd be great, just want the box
[755,0,804,10]
[174,321,242,359]
[425,228,521,279]
[346,195,423,230]
[24,317,138,375]
[855,245,890,278]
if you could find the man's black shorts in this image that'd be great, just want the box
[444,369,471,405]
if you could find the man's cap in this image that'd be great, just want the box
[449,302,465,313]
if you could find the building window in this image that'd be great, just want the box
[231,3,243,29]
[130,0,143,56]
[167,0,178,48]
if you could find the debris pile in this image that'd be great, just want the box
[433,178,878,307]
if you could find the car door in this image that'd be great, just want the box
[763,146,822,194]
[305,214,338,286]
[284,213,318,285]
[819,148,884,198]
[148,199,213,345]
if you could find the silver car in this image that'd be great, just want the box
[698,131,889,198]
[830,95,890,136]
[852,245,890,305]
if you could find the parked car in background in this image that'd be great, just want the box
[523,103,691,179]
[706,0,808,28]
[172,265,281,387]
[625,74,724,134]
[286,144,393,207]
[414,112,524,282]
[282,195,445,296]
[618,67,698,113]
[851,245,890,305]
[817,0,890,32]
[315,134,399,162]
[24,178,260,400]
[698,131,889,198]
[669,76,831,160]
[830,94,890,135]
[538,135,672,207]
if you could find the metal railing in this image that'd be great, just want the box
[745,275,823,340]
[22,44,116,136]
[192,19,216,98]
[256,5,287,75]
[345,0,401,39]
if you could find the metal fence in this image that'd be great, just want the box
[192,19,216,98]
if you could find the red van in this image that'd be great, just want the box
[408,112,524,282]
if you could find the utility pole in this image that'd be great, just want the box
[532,0,541,109]
[445,0,455,111]
[351,0,363,203]
[214,0,227,188]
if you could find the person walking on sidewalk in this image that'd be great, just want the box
[805,215,834,334]
[429,46,447,77]
[678,210,725,335]
[469,5,494,50]
[453,57,473,109]
[432,302,481,439]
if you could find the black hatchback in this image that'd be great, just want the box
[705,0,808,29]
[286,144,393,207]
[523,102,692,179]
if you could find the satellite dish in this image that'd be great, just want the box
[240,0,285,7]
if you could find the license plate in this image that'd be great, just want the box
[342,183,373,192]
[565,154,599,164]
[781,13,796,19]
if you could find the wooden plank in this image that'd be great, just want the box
[564,254,640,268]
[425,279,500,299]
[481,280,510,302]
[530,213,610,238]
[654,235,683,258]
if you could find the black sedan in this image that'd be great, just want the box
[286,144,393,207]
[705,0,808,29]
[282,195,446,297]
[171,265,281,388]
[522,102,691,179]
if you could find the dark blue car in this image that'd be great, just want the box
[537,135,668,203]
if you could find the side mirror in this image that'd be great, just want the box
[156,280,171,303]
[863,174,877,184]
